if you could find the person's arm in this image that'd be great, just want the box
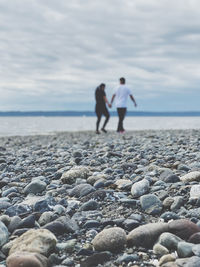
[130,95,137,107]
[104,96,112,108]
[110,94,116,106]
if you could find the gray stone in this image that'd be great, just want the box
[80,200,99,211]
[158,232,183,250]
[161,212,180,222]
[131,179,149,198]
[2,187,18,198]
[0,221,9,247]
[190,185,200,199]
[140,194,162,215]
[160,169,174,181]
[5,204,32,217]
[177,241,194,258]
[192,244,200,256]
[24,179,47,195]
[56,239,76,253]
[116,253,139,264]
[8,216,22,233]
[38,211,54,226]
[176,256,200,267]
[170,196,184,211]
[69,184,95,198]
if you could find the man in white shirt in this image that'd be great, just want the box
[111,77,137,133]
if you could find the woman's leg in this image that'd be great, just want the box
[102,108,110,130]
[96,109,102,133]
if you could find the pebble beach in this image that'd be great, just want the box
[1,129,200,267]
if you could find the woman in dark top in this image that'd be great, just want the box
[95,83,111,134]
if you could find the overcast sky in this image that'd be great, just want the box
[1,0,200,111]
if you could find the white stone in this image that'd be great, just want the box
[180,171,200,182]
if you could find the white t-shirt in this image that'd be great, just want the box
[114,85,132,108]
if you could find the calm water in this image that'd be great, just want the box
[0,116,200,136]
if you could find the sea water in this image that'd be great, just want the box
[0,116,199,136]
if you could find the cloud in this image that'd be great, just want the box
[0,0,200,110]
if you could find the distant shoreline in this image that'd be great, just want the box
[0,111,200,117]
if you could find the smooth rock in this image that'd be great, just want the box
[116,253,139,264]
[127,222,168,248]
[56,239,76,253]
[158,232,183,250]
[168,219,200,240]
[170,196,184,211]
[5,204,32,217]
[92,227,126,252]
[192,244,200,256]
[161,212,180,222]
[176,256,200,267]
[140,194,162,215]
[69,184,95,198]
[38,211,54,226]
[180,171,200,182]
[190,185,200,199]
[80,200,99,211]
[43,221,66,235]
[159,254,176,266]
[9,229,57,256]
[177,241,194,258]
[188,232,200,244]
[6,251,48,267]
[61,166,89,184]
[0,221,9,247]
[80,251,111,267]
[17,214,35,229]
[163,174,180,183]
[24,180,47,195]
[115,179,132,189]
[131,179,149,198]
[153,243,169,256]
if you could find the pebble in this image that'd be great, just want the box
[0,130,200,266]
[6,252,48,267]
[131,178,149,198]
[92,227,126,252]
[140,194,163,215]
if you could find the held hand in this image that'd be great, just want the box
[108,103,112,108]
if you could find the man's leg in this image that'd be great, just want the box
[120,108,127,131]
[117,108,126,132]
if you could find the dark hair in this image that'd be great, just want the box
[99,83,105,89]
[120,77,125,84]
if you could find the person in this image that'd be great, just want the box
[95,83,111,134]
[111,77,137,133]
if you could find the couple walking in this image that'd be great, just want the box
[95,77,137,134]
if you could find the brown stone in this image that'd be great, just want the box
[6,252,48,267]
[188,232,200,244]
[92,227,126,252]
[168,219,200,241]
[127,222,169,248]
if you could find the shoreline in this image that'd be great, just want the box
[0,128,199,138]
